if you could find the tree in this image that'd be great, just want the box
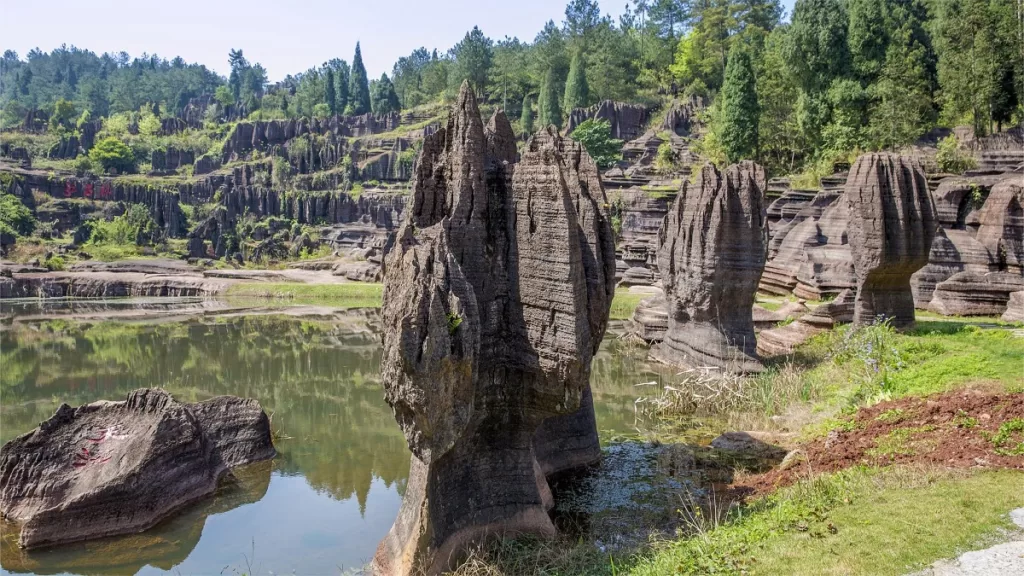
[214,85,235,108]
[569,119,623,168]
[935,0,997,135]
[346,43,372,115]
[333,60,350,114]
[371,73,401,114]
[520,94,535,136]
[847,0,889,82]
[89,136,136,174]
[564,0,602,48]
[49,98,77,130]
[867,17,934,149]
[325,68,337,115]
[0,193,36,237]
[451,26,494,96]
[756,25,805,175]
[563,51,589,112]
[787,0,851,94]
[719,43,760,162]
[538,66,563,129]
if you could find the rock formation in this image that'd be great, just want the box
[929,271,1024,316]
[0,388,274,549]
[373,83,615,576]
[757,289,856,356]
[976,177,1024,275]
[760,191,843,295]
[1002,291,1024,322]
[653,161,768,374]
[566,100,650,141]
[845,153,937,327]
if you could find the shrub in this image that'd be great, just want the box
[569,119,623,169]
[655,141,678,173]
[89,137,137,174]
[42,254,66,271]
[73,156,94,175]
[0,193,36,236]
[935,135,978,174]
[89,204,157,246]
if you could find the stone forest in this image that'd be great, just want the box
[0,0,1023,575]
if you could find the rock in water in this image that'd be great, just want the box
[0,389,274,549]
[374,83,615,576]
[845,153,937,327]
[652,162,768,374]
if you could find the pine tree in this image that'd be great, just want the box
[371,73,401,114]
[719,43,760,163]
[563,51,589,112]
[538,66,563,129]
[868,21,934,149]
[935,0,997,136]
[346,43,372,116]
[520,94,534,136]
[325,68,337,116]
[335,63,350,114]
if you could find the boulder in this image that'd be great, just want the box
[373,83,615,576]
[630,293,669,342]
[0,389,274,549]
[187,235,207,259]
[929,272,1024,316]
[653,161,768,374]
[1002,291,1024,323]
[910,228,995,308]
[845,153,937,327]
[975,177,1024,275]
[752,300,811,332]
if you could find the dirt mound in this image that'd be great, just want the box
[744,390,1024,495]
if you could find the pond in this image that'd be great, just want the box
[0,298,681,576]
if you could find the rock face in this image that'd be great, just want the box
[373,83,615,576]
[653,161,768,374]
[976,178,1024,275]
[757,289,856,357]
[1002,291,1024,322]
[929,271,1024,316]
[0,389,274,549]
[845,154,937,327]
[566,100,650,141]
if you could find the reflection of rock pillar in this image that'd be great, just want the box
[846,153,937,328]
[653,161,768,374]
[373,84,615,576]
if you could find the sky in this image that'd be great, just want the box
[1,0,797,82]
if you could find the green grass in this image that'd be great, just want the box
[610,292,646,320]
[223,282,383,308]
[451,468,1024,576]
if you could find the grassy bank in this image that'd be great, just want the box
[223,282,648,320]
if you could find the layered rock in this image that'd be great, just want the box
[373,84,615,576]
[760,190,843,295]
[793,196,856,300]
[910,228,995,307]
[757,289,856,357]
[0,389,274,549]
[653,161,768,374]
[566,100,650,142]
[845,154,937,327]
[1002,291,1024,322]
[975,177,1024,275]
[630,294,669,342]
[929,271,1024,316]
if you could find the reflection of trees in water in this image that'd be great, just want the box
[590,338,677,434]
[0,313,409,511]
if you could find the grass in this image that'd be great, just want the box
[610,292,646,320]
[223,282,383,308]
[451,467,1024,576]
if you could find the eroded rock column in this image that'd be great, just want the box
[845,153,937,327]
[653,161,768,374]
[373,82,615,576]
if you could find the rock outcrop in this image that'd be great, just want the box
[929,271,1024,316]
[976,177,1024,275]
[845,154,937,327]
[0,389,274,549]
[653,161,768,374]
[566,100,650,142]
[757,289,856,356]
[1002,291,1024,322]
[373,83,615,576]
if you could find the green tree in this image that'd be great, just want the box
[935,0,997,135]
[214,85,235,108]
[569,118,623,168]
[848,0,889,81]
[867,19,935,149]
[371,73,401,114]
[756,25,805,174]
[563,51,589,112]
[325,68,337,116]
[538,66,563,129]
[89,136,136,174]
[346,43,372,115]
[49,98,76,130]
[0,193,36,237]
[451,26,494,97]
[719,43,760,162]
[520,94,534,136]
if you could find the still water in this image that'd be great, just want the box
[0,299,677,576]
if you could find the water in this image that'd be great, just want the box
[0,299,678,576]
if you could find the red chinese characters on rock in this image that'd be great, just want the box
[84,183,94,199]
[72,425,127,469]
[64,181,75,198]
[99,182,113,200]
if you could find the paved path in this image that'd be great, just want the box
[910,509,1024,575]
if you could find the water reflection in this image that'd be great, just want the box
[0,304,675,575]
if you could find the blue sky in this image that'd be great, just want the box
[2,0,796,81]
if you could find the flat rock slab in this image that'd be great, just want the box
[0,388,274,549]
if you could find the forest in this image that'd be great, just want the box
[1,0,1022,178]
